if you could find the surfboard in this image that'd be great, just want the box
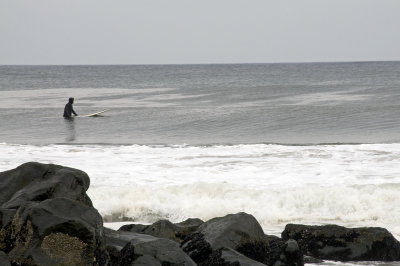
[78,109,110,117]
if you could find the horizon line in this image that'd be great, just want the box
[1,59,400,67]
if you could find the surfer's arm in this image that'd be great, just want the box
[72,108,78,116]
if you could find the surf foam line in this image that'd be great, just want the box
[89,182,400,236]
[1,143,400,236]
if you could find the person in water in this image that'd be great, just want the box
[63,97,78,118]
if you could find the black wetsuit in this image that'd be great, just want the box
[63,102,77,118]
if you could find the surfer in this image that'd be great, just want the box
[63,97,78,118]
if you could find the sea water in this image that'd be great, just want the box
[1,62,400,265]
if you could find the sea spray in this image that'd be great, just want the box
[1,143,400,238]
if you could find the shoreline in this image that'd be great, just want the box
[1,162,400,265]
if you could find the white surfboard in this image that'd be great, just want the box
[78,109,110,117]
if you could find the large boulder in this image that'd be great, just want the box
[282,224,400,261]
[104,227,159,264]
[116,233,196,266]
[119,218,204,243]
[0,162,107,265]
[236,237,303,266]
[181,212,303,265]
[0,161,93,208]
[183,212,265,252]
[105,227,197,265]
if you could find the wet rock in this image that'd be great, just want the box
[181,212,302,265]
[181,232,213,263]
[117,234,196,266]
[104,227,160,265]
[105,228,158,251]
[0,197,107,265]
[0,162,107,265]
[282,223,400,261]
[0,162,93,208]
[198,248,241,266]
[186,212,265,251]
[218,247,266,266]
[119,223,149,233]
[236,237,303,266]
[119,218,203,243]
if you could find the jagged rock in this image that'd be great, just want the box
[0,161,93,208]
[186,212,265,251]
[181,212,301,265]
[282,224,400,261]
[0,251,11,266]
[236,237,303,266]
[105,228,158,251]
[181,232,213,263]
[0,162,107,265]
[117,234,196,266]
[119,218,203,243]
[181,213,303,265]
[104,227,161,265]
[198,248,241,266]
[119,223,148,233]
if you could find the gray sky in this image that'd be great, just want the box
[1,0,399,65]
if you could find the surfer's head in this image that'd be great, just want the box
[68,97,74,104]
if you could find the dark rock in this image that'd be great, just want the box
[190,212,265,250]
[219,247,266,266]
[105,227,158,251]
[175,218,204,240]
[181,232,213,263]
[176,218,204,227]
[282,239,304,265]
[0,251,11,266]
[236,237,303,266]
[117,235,196,266]
[0,197,107,265]
[198,248,240,266]
[104,227,161,265]
[120,220,179,242]
[140,219,179,241]
[119,223,149,233]
[282,223,400,261]
[0,162,93,208]
[0,162,107,265]
[0,208,15,228]
[132,254,162,266]
[181,212,301,265]
[119,218,204,243]
[105,228,196,265]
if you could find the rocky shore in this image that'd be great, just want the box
[1,162,400,265]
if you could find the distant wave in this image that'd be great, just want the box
[92,182,400,236]
[3,141,400,147]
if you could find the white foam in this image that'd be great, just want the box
[1,143,400,237]
[276,90,372,106]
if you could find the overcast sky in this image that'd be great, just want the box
[1,0,399,65]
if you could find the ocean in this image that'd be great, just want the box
[1,62,400,265]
